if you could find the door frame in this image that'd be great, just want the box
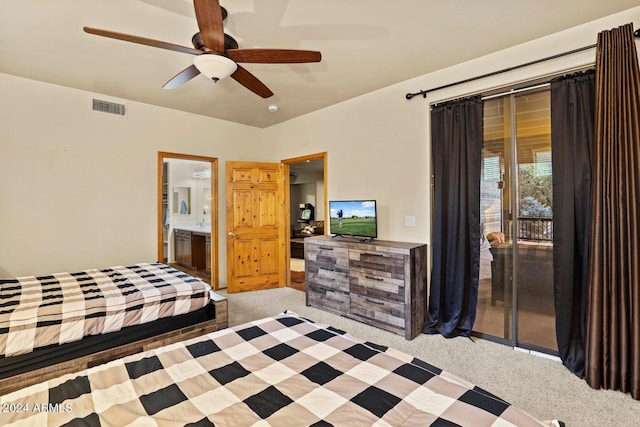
[281,152,328,286]
[157,151,219,289]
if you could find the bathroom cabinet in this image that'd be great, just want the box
[175,229,192,268]
[175,228,210,273]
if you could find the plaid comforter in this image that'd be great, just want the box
[0,312,561,426]
[0,263,211,358]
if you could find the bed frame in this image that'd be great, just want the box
[0,292,228,395]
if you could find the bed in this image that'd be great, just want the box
[0,262,228,394]
[0,311,562,426]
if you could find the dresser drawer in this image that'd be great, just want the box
[349,250,405,278]
[306,244,349,268]
[306,285,350,314]
[349,250,405,302]
[306,268,349,292]
[306,244,349,287]
[349,293,405,332]
[349,274,405,303]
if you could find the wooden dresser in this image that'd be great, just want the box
[304,236,428,339]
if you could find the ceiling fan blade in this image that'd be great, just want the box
[231,65,274,98]
[163,64,201,89]
[83,26,202,55]
[227,49,322,64]
[193,0,225,53]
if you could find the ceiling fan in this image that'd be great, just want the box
[83,0,321,98]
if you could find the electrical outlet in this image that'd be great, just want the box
[405,216,416,227]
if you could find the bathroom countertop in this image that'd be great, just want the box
[174,224,212,234]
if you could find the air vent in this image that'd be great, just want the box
[92,98,126,116]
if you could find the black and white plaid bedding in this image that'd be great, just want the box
[0,311,561,426]
[0,262,211,358]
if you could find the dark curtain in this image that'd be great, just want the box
[586,23,640,399]
[425,96,482,338]
[551,70,595,377]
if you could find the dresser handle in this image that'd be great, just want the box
[319,246,334,250]
[365,298,384,305]
[365,275,384,281]
[363,252,384,257]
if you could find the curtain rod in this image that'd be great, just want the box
[481,82,550,101]
[405,28,640,100]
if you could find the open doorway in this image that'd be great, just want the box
[282,153,327,291]
[157,152,219,290]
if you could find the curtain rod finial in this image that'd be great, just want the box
[405,90,427,100]
[635,28,640,38]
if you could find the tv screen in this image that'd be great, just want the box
[329,200,377,239]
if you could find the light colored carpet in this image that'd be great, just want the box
[215,287,640,427]
[290,258,305,272]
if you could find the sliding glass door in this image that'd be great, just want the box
[475,87,557,354]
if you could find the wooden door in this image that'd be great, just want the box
[226,161,286,293]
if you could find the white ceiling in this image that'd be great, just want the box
[1,1,637,128]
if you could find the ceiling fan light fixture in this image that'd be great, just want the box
[193,54,237,82]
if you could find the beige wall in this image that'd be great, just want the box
[263,6,639,245]
[0,75,261,278]
[1,6,637,282]
[263,82,431,243]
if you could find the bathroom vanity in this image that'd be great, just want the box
[174,226,211,273]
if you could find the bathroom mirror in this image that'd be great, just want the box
[202,187,211,216]
[173,187,191,214]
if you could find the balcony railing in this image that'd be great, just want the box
[517,217,553,241]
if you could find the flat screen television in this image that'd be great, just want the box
[329,200,377,240]
[300,209,311,220]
